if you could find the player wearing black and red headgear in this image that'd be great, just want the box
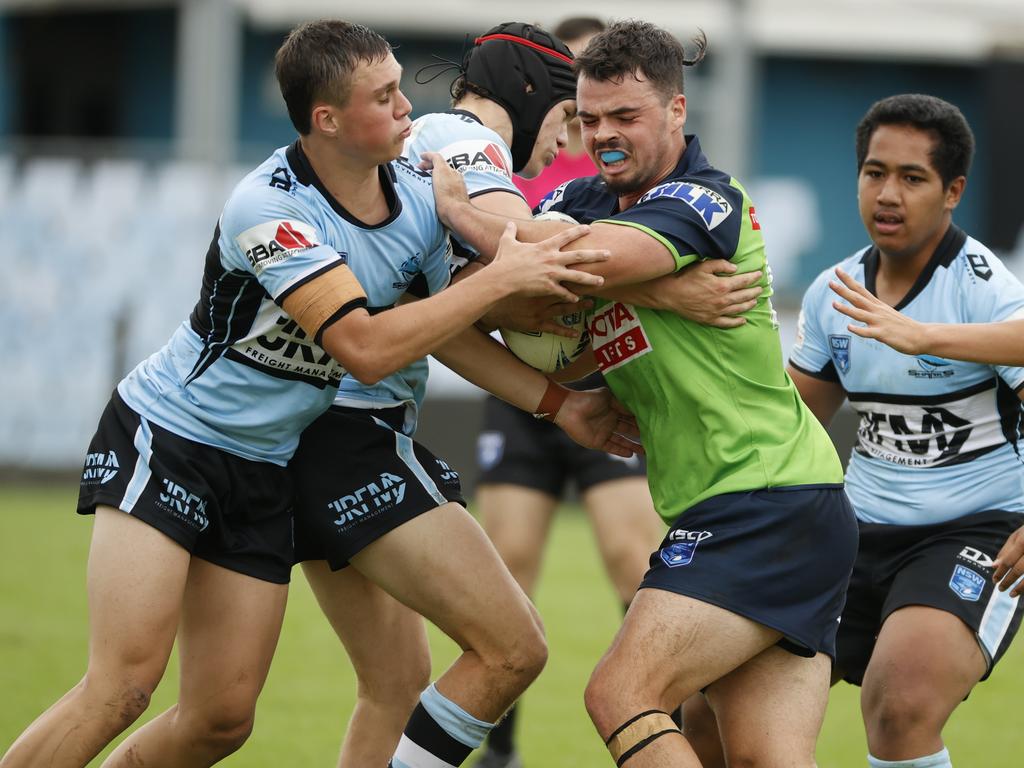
[459,22,577,172]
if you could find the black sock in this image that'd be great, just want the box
[486,703,518,755]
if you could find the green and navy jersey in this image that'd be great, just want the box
[790,226,1024,525]
[538,136,844,523]
[118,141,450,464]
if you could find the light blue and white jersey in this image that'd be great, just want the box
[402,109,522,268]
[349,110,522,432]
[119,140,450,464]
[790,226,1024,525]
[330,148,453,429]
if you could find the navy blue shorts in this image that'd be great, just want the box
[837,509,1024,685]
[78,391,294,584]
[641,485,858,659]
[291,405,465,570]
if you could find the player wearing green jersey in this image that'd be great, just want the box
[425,21,857,767]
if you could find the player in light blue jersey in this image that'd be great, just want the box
[0,21,632,768]
[685,95,1024,768]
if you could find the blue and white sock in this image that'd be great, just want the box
[389,683,495,768]
[868,747,952,768]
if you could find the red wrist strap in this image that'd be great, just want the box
[534,380,569,422]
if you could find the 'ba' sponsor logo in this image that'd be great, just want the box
[638,182,732,230]
[82,450,119,485]
[236,219,320,273]
[441,140,512,178]
[660,529,713,568]
[329,472,407,528]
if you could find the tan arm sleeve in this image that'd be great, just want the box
[281,265,367,341]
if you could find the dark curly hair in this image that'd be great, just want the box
[855,94,975,186]
[573,20,706,102]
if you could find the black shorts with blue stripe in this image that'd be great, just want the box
[641,484,858,659]
[291,405,465,570]
[77,390,294,584]
[837,509,1024,685]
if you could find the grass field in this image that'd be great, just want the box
[2,484,1023,766]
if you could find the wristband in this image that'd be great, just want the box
[533,380,569,422]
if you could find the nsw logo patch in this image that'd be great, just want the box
[828,334,851,374]
[949,564,985,602]
[659,529,713,568]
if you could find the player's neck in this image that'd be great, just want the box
[617,136,687,211]
[875,217,952,306]
[455,94,513,148]
[300,136,390,225]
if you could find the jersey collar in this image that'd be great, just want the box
[286,140,403,230]
[861,224,967,311]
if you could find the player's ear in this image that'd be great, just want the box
[945,175,966,211]
[311,104,340,137]
[669,93,686,131]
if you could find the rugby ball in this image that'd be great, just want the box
[498,211,592,373]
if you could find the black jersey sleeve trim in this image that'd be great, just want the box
[846,377,996,405]
[789,359,840,383]
[468,185,524,199]
[313,298,369,347]
[274,260,349,306]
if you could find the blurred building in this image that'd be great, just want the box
[1,0,1022,475]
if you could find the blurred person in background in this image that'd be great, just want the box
[426,20,856,767]
[686,93,1024,768]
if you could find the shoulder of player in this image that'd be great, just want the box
[537,174,606,217]
[410,112,507,153]
[219,165,321,241]
[950,234,1018,290]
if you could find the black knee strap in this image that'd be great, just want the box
[605,709,679,766]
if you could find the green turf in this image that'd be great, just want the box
[2,484,1022,765]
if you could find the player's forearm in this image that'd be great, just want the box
[918,320,1024,366]
[433,327,550,412]
[322,270,516,385]
[443,200,565,260]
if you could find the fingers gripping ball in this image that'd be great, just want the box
[499,211,592,372]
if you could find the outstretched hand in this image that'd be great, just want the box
[829,268,926,355]
[554,387,642,458]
